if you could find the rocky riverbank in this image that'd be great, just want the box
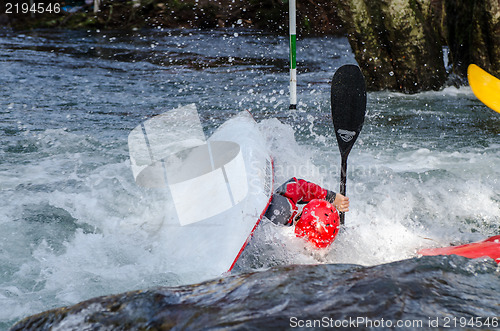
[2,0,499,92]
[1,0,343,35]
[333,0,500,93]
[10,258,500,330]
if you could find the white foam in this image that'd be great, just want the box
[234,117,500,269]
[2,110,499,326]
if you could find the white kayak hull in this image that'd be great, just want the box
[150,110,274,279]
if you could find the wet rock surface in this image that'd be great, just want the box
[10,256,500,330]
[335,0,499,92]
[2,0,498,92]
[1,0,342,35]
[445,0,500,78]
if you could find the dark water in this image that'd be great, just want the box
[1,28,499,330]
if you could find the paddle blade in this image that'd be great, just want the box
[331,65,367,157]
[468,64,500,114]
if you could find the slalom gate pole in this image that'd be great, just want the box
[289,0,297,109]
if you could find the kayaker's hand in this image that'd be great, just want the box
[334,194,349,212]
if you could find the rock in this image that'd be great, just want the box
[468,0,500,77]
[1,0,342,35]
[297,0,344,35]
[335,0,499,90]
[445,0,500,79]
[334,0,398,91]
[3,0,496,89]
[9,257,500,330]
[334,0,446,93]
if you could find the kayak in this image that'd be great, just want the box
[467,64,500,113]
[128,105,274,279]
[418,235,500,263]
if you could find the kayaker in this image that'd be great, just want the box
[264,177,349,248]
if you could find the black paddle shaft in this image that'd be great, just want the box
[331,64,367,225]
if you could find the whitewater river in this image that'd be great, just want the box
[1,28,499,329]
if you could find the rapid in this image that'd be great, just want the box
[1,28,499,329]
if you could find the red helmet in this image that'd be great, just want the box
[295,199,340,248]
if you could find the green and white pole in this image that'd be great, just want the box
[289,0,297,109]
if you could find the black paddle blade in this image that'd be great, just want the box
[331,65,367,158]
[331,64,366,225]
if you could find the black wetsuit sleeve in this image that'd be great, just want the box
[326,190,336,203]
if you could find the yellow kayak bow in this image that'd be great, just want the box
[467,64,500,113]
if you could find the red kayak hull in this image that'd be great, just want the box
[418,235,500,263]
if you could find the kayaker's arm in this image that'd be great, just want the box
[277,178,348,212]
[277,177,330,204]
